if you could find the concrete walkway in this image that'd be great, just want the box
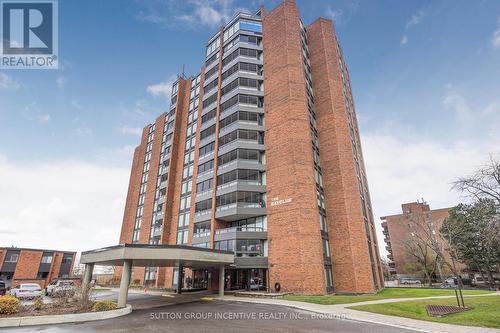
[219,291,500,333]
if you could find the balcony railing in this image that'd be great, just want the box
[195,209,212,217]
[215,226,265,234]
[216,179,262,191]
[215,202,265,212]
[193,231,211,238]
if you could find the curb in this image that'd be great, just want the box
[0,304,132,328]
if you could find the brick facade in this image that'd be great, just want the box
[382,202,456,276]
[0,247,76,288]
[113,0,383,294]
[306,18,383,293]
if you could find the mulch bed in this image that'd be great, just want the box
[0,304,91,318]
[426,304,471,317]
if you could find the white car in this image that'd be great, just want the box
[46,280,76,296]
[10,283,42,299]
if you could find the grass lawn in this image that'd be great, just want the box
[349,295,500,329]
[283,288,492,305]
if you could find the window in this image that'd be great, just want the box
[198,160,214,174]
[203,78,218,93]
[202,109,217,124]
[199,142,215,157]
[221,77,258,96]
[235,239,263,257]
[41,255,53,264]
[220,94,260,112]
[240,21,262,33]
[219,129,261,147]
[219,111,259,129]
[325,266,333,288]
[205,51,219,67]
[62,255,73,264]
[217,169,259,186]
[5,253,18,262]
[206,37,220,56]
[202,92,218,108]
[196,178,212,193]
[200,124,216,140]
[215,240,234,252]
[222,48,258,67]
[218,149,260,165]
[216,191,262,207]
[205,65,218,80]
[195,199,212,212]
[322,238,331,257]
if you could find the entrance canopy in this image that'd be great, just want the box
[81,244,234,268]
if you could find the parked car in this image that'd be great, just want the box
[0,281,6,296]
[399,278,421,285]
[46,279,76,296]
[10,283,42,299]
[249,277,264,291]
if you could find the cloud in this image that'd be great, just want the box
[400,10,424,46]
[363,129,500,258]
[147,74,177,98]
[491,28,500,49]
[325,1,359,26]
[120,125,143,136]
[0,73,21,90]
[76,127,93,136]
[56,77,66,89]
[71,100,83,110]
[0,156,129,254]
[136,0,249,30]
[405,10,424,29]
[36,114,51,123]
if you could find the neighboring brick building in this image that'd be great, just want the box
[0,247,76,288]
[116,0,383,294]
[381,202,453,276]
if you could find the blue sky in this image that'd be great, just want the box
[1,0,499,255]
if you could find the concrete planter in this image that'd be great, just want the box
[0,305,132,328]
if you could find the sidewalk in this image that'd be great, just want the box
[219,292,500,333]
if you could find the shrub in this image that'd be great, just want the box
[33,297,44,311]
[91,300,117,312]
[0,295,20,315]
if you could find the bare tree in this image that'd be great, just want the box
[452,155,500,205]
[403,207,449,284]
[403,237,438,285]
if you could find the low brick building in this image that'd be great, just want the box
[0,247,76,288]
[381,202,453,277]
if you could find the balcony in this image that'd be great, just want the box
[194,209,212,223]
[192,231,211,244]
[218,159,265,175]
[215,202,266,221]
[214,226,267,242]
[216,180,266,196]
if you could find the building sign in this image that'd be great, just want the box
[270,197,292,207]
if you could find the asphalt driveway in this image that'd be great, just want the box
[1,296,420,333]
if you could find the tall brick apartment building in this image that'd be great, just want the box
[117,0,383,294]
[381,202,452,276]
[0,247,75,288]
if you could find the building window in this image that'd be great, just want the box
[5,253,18,262]
[41,255,53,264]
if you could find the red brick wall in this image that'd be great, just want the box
[383,203,457,275]
[12,250,42,285]
[306,18,381,293]
[157,78,192,288]
[263,0,327,295]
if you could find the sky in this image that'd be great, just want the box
[1,0,499,260]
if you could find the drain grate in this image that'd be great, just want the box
[426,305,471,317]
